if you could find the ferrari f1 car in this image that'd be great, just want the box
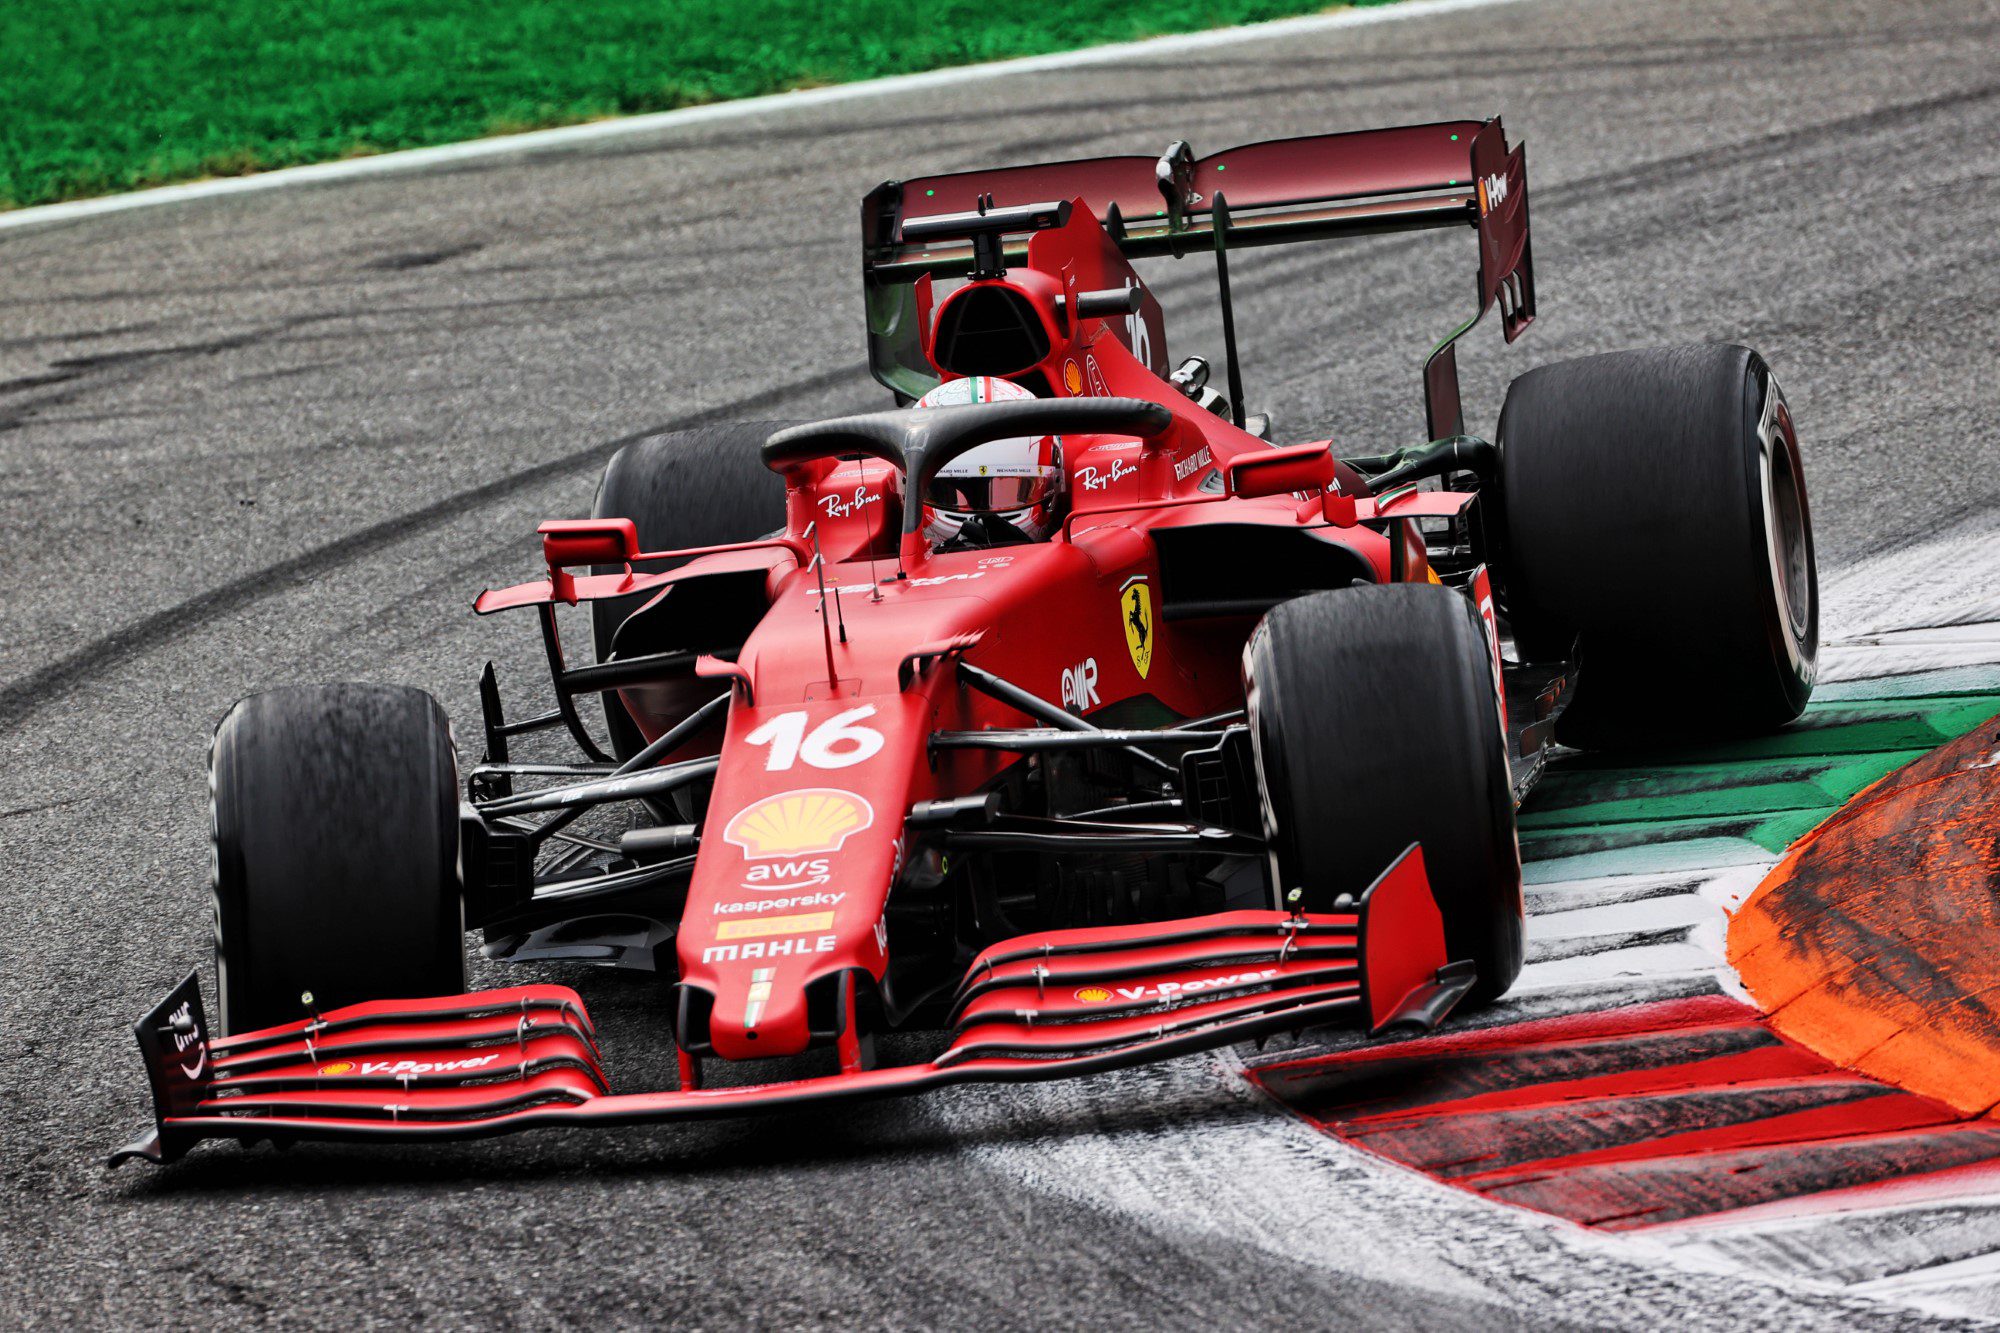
[117,117,1818,1164]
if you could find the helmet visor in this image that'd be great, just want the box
[926,471,1052,513]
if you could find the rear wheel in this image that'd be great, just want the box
[1245,585,1524,1002]
[591,422,792,759]
[210,684,464,1034]
[1496,343,1816,747]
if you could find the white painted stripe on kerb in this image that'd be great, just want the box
[0,0,1537,234]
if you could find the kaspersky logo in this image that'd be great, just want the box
[316,1054,502,1077]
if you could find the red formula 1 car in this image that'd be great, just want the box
[117,118,1819,1164]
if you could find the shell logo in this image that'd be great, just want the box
[724,789,874,859]
[318,1061,355,1075]
[1074,987,1113,1004]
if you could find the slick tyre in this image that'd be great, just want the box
[1246,585,1524,1003]
[210,684,465,1035]
[590,422,793,759]
[1496,343,1816,748]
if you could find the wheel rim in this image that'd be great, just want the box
[1757,386,1813,656]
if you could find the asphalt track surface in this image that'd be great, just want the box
[3,0,1998,1325]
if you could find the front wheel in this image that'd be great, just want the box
[210,684,465,1034]
[1245,585,1524,1003]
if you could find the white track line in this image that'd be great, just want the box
[0,0,1536,235]
[1849,1250,2000,1308]
[1818,509,2000,682]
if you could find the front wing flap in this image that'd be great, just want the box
[114,845,1471,1165]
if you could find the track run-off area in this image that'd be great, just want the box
[4,0,1999,1325]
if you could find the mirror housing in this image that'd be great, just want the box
[540,518,639,569]
[1226,442,1334,500]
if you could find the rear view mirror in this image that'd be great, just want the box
[1227,442,1334,500]
[539,518,640,569]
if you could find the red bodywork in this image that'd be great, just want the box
[118,120,1534,1162]
[483,204,1447,1063]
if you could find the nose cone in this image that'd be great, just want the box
[680,697,929,1060]
[700,867,850,1059]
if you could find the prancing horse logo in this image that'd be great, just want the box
[1121,576,1154,679]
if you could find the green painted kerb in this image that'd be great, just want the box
[1519,672,2000,863]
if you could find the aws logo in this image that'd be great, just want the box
[741,858,832,892]
[167,998,206,1080]
[1479,172,1510,214]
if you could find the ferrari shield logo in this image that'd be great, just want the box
[1120,576,1154,679]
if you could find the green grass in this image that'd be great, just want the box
[0,0,1396,211]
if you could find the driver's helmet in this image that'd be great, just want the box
[914,376,1064,544]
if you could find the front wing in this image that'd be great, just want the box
[114,845,1470,1165]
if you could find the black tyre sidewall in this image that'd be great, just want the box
[1246,585,1525,1001]
[1496,344,1816,744]
[211,684,463,1034]
[590,422,793,759]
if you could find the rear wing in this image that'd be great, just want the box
[861,118,1533,437]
